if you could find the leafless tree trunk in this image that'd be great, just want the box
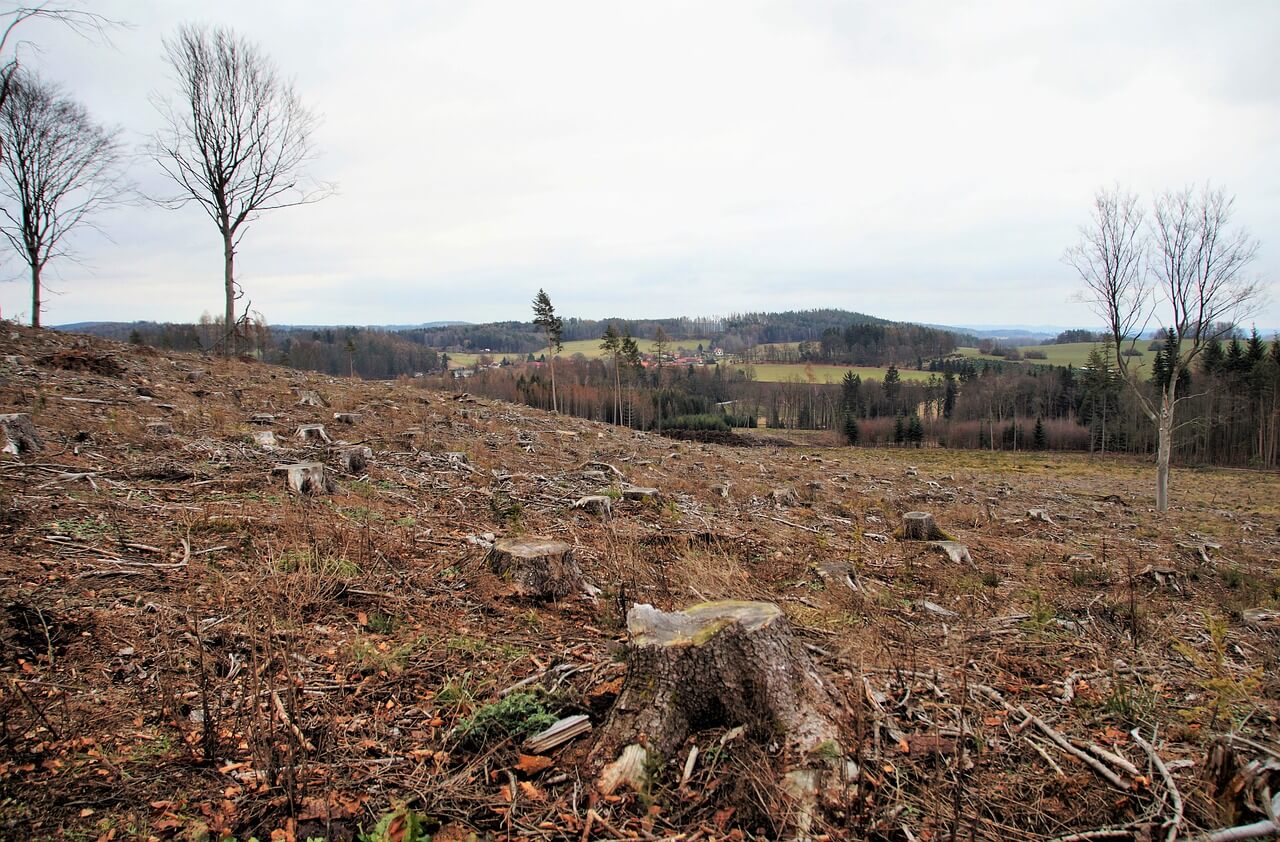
[1067,185,1261,512]
[152,24,329,356]
[0,71,124,327]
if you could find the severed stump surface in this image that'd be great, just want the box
[487,537,585,600]
[591,600,850,832]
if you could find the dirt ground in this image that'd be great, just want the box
[1,324,1278,841]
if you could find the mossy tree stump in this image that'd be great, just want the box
[487,537,585,600]
[590,601,851,833]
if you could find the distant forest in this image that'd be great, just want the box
[67,308,970,376]
[60,312,1280,468]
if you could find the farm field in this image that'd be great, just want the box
[734,362,938,383]
[447,336,713,368]
[957,341,1155,368]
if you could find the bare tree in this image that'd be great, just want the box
[0,70,123,326]
[1067,185,1263,511]
[152,24,328,355]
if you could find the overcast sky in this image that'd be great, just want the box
[1,0,1277,330]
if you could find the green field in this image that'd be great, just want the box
[446,337,713,368]
[957,341,1154,369]
[733,363,938,383]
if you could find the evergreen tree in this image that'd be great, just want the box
[1033,416,1046,450]
[842,412,859,445]
[840,370,861,416]
[942,371,957,418]
[882,364,901,404]
[907,412,924,447]
[893,415,905,445]
[531,289,563,412]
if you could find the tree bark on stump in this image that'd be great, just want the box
[296,390,327,407]
[295,424,331,444]
[900,511,947,540]
[487,537,585,600]
[590,600,851,834]
[338,446,372,473]
[272,462,332,494]
[0,413,43,454]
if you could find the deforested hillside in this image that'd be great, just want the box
[1,324,1278,841]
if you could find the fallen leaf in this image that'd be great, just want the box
[514,754,554,775]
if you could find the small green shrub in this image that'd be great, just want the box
[452,692,556,748]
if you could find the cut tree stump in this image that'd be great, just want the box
[770,487,800,508]
[250,413,275,425]
[899,511,948,541]
[619,484,659,502]
[0,413,43,454]
[590,600,851,834]
[295,424,331,444]
[332,412,360,424]
[145,421,173,436]
[487,537,586,600]
[339,446,372,473]
[272,462,333,494]
[296,390,327,407]
[572,495,612,516]
[253,431,278,450]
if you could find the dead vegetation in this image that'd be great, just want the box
[0,323,1278,841]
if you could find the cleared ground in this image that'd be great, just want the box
[2,325,1277,841]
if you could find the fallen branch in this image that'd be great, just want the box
[1131,728,1183,842]
[973,684,1130,791]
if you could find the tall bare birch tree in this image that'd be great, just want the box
[0,71,123,326]
[1068,185,1262,512]
[152,24,328,355]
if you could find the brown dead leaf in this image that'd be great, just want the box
[514,753,554,775]
[519,780,546,801]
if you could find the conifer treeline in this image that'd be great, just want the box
[460,332,1280,469]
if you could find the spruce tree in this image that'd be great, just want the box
[1033,416,1046,450]
[842,413,859,446]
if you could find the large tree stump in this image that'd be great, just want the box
[899,511,949,541]
[487,537,586,600]
[295,424,331,444]
[338,445,372,473]
[0,413,42,455]
[296,390,327,407]
[272,462,333,494]
[590,601,851,834]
